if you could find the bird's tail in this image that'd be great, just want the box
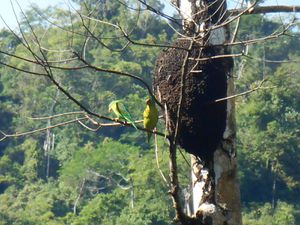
[122,115,137,130]
[130,121,138,130]
[147,132,152,143]
[125,117,137,130]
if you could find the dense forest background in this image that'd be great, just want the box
[0,1,299,224]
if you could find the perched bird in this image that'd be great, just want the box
[108,100,137,129]
[143,97,159,142]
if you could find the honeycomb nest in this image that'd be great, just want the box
[153,39,233,160]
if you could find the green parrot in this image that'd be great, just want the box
[108,100,137,130]
[143,97,159,142]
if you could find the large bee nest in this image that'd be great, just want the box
[154,39,233,160]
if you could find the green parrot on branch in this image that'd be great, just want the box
[143,97,159,142]
[108,100,137,130]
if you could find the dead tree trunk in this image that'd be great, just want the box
[154,0,242,224]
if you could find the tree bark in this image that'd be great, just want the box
[174,0,242,224]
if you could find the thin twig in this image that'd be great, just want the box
[0,117,88,141]
[74,52,163,108]
[0,115,165,141]
[209,1,259,31]
[189,52,243,61]
[28,111,86,120]
[77,119,102,132]
[231,9,242,43]
[214,78,274,103]
[174,40,194,142]
[154,131,169,185]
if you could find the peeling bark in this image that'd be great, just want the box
[161,0,242,224]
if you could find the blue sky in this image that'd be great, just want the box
[0,0,67,28]
[0,0,299,29]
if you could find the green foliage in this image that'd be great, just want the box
[232,13,300,223]
[0,180,70,225]
[72,191,127,225]
[237,59,300,202]
[60,140,174,223]
[0,2,178,222]
[0,1,299,224]
[243,202,295,225]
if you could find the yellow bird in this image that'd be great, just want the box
[143,97,159,142]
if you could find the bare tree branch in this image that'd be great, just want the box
[73,178,86,215]
[28,111,86,120]
[154,131,169,185]
[0,117,88,141]
[73,51,163,108]
[229,5,300,16]
[0,111,165,141]
[214,78,275,103]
